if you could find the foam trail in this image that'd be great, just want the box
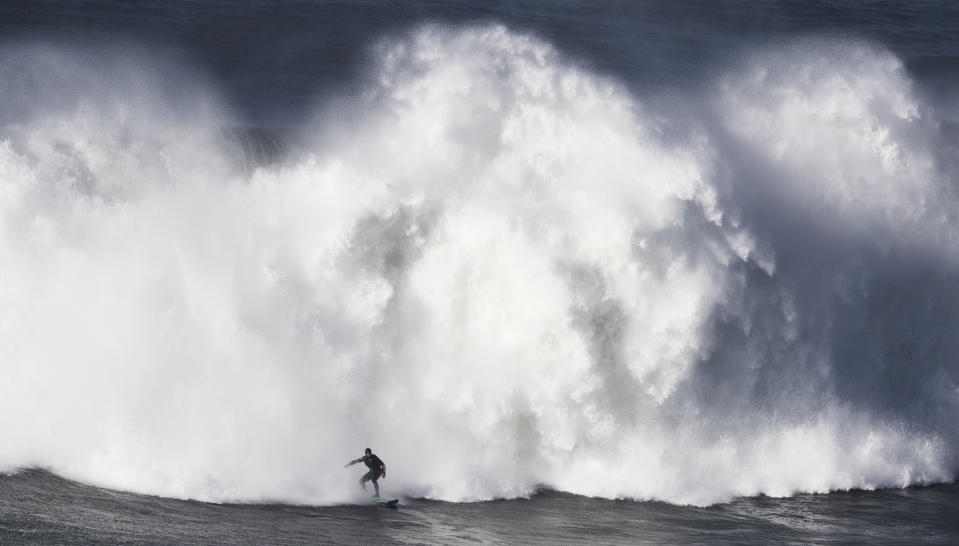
[0,27,957,506]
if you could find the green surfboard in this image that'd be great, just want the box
[372,498,399,509]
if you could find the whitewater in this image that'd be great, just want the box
[1,24,957,508]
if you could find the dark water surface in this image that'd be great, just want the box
[3,470,959,545]
[2,0,957,125]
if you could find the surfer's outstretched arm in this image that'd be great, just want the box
[344,457,363,468]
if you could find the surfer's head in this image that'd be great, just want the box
[365,448,372,455]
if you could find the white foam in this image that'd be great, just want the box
[0,26,956,506]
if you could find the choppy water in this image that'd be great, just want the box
[1,1,959,543]
[3,470,959,545]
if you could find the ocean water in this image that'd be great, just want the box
[4,469,959,545]
[1,1,959,543]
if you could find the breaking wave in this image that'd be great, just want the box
[1,26,957,506]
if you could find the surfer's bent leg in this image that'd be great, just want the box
[360,469,380,497]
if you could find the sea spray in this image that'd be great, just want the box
[0,25,956,506]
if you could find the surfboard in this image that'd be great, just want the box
[372,498,399,509]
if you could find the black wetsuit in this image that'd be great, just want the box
[348,454,386,496]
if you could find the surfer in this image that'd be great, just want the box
[345,448,386,497]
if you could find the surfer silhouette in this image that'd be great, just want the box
[345,448,386,497]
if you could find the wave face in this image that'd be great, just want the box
[1,26,958,506]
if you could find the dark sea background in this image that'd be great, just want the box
[2,1,959,544]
